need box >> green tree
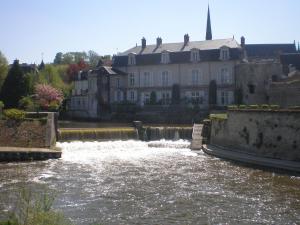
[149,91,157,105]
[0,51,8,92]
[53,52,63,64]
[171,84,181,104]
[208,80,217,106]
[0,60,27,108]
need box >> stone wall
[210,110,300,161]
[0,113,56,148]
[235,62,282,105]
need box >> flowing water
[0,140,299,225]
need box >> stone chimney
[141,37,146,49]
[156,37,162,47]
[184,34,189,45]
[241,36,245,48]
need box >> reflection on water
[0,140,300,225]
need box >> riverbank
[202,144,300,173]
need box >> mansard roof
[118,38,240,56]
[113,38,241,66]
[245,43,296,59]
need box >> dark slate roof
[92,66,127,76]
[118,38,240,55]
[245,44,296,59]
[280,53,300,70]
[113,38,241,67]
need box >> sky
[0,0,299,64]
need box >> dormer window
[161,51,170,64]
[220,47,230,60]
[128,53,136,65]
[191,49,200,62]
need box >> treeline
[0,50,111,112]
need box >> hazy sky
[0,0,299,64]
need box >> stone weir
[58,127,138,142]
[134,122,193,141]
[0,112,61,161]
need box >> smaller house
[69,63,126,119]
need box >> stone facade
[0,113,56,148]
[235,62,282,105]
[210,110,300,161]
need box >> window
[117,90,121,102]
[220,47,230,60]
[130,91,135,101]
[191,91,204,104]
[218,91,233,105]
[220,68,231,84]
[143,72,151,87]
[162,71,169,86]
[161,92,171,105]
[191,49,200,62]
[192,70,200,85]
[129,73,135,87]
[128,53,136,65]
[143,93,150,104]
[161,52,170,64]
[116,78,120,88]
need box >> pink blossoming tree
[34,84,63,110]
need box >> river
[0,140,299,224]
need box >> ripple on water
[0,140,300,225]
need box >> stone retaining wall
[210,110,300,161]
[0,113,56,148]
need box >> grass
[209,113,228,120]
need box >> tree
[0,51,8,92]
[149,91,157,105]
[67,59,88,81]
[0,60,27,108]
[53,52,63,64]
[35,84,63,110]
[171,84,181,104]
[88,50,102,68]
[208,80,217,106]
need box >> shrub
[209,113,228,120]
[3,108,25,120]
[260,104,270,109]
[0,101,4,109]
[249,105,259,109]
[269,105,280,110]
[35,84,63,111]
[228,105,238,110]
[18,96,36,111]
[238,105,247,109]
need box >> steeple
[206,5,212,40]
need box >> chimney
[141,37,146,49]
[184,34,189,45]
[156,37,162,47]
[241,36,245,48]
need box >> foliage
[171,84,181,105]
[234,87,243,105]
[18,96,36,111]
[0,51,8,92]
[209,113,228,120]
[53,52,63,64]
[208,80,217,105]
[3,108,25,120]
[0,100,4,109]
[228,104,281,110]
[0,187,73,225]
[67,59,88,81]
[35,84,63,110]
[0,60,27,108]
[149,91,157,105]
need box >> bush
[18,96,36,111]
[3,108,25,120]
[0,101,4,109]
[249,105,259,109]
[269,105,280,110]
[227,105,238,110]
[238,105,247,109]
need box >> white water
[1,140,300,225]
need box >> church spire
[206,5,212,40]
